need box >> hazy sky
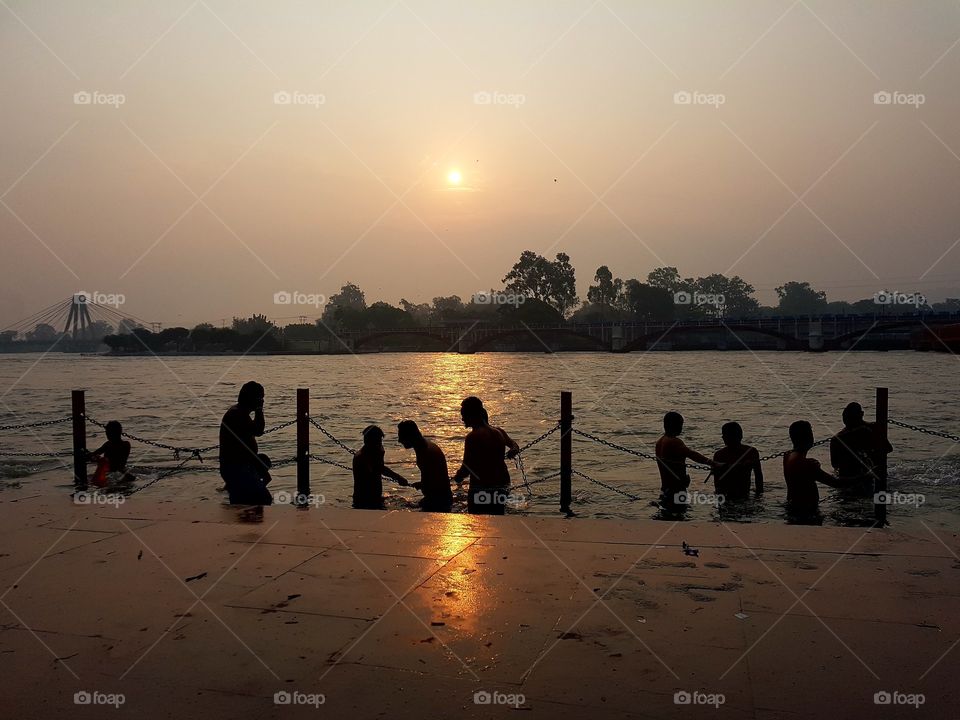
[2,0,959,328]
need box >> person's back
[712,422,762,499]
[219,404,259,467]
[830,403,891,486]
[353,441,385,510]
[102,438,131,472]
[784,420,841,515]
[463,424,509,489]
[654,412,714,505]
[415,439,452,507]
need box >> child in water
[87,420,132,486]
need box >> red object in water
[93,457,110,487]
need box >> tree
[157,327,190,350]
[775,282,828,315]
[321,282,367,329]
[27,323,58,342]
[647,267,684,292]
[622,280,674,320]
[399,299,430,325]
[232,314,276,336]
[503,250,578,317]
[586,266,624,308]
[693,274,759,318]
[86,320,114,342]
[365,301,414,329]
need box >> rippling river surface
[1,352,957,527]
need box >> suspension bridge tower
[64,294,94,340]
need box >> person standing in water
[219,381,272,505]
[830,402,892,491]
[87,420,132,486]
[712,422,763,500]
[352,425,408,510]
[453,397,516,515]
[784,420,844,517]
[397,420,452,512]
[655,411,716,508]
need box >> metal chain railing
[308,417,356,455]
[0,416,71,432]
[0,448,73,457]
[517,421,561,454]
[572,468,642,502]
[889,419,960,444]
[307,453,352,472]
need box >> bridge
[337,313,960,353]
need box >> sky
[2,0,959,329]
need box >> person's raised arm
[829,436,842,471]
[682,445,715,467]
[812,460,844,488]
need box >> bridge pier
[808,320,824,351]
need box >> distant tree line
[1,249,956,351]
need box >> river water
[1,352,957,527]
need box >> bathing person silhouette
[830,402,893,489]
[88,420,132,486]
[712,422,763,499]
[397,420,452,512]
[353,425,408,510]
[783,420,843,515]
[219,381,272,505]
[655,411,715,508]
[453,397,514,515]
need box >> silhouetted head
[460,396,485,428]
[105,420,122,442]
[721,421,743,447]
[237,381,265,410]
[842,402,865,428]
[362,425,384,450]
[397,420,423,449]
[256,453,272,469]
[663,411,684,436]
[789,420,815,452]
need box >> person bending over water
[783,420,844,516]
[830,402,892,491]
[219,381,272,505]
[88,420,132,486]
[655,412,716,508]
[353,425,408,510]
[453,397,516,515]
[397,420,452,512]
[712,422,763,500]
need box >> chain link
[0,416,72,432]
[889,419,960,444]
[517,422,561,454]
[307,417,356,455]
[571,468,642,502]
[571,428,659,461]
[86,415,217,460]
[307,453,352,471]
[0,448,73,457]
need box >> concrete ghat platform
[0,490,957,719]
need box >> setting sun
[447,169,462,185]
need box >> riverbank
[1,477,957,718]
